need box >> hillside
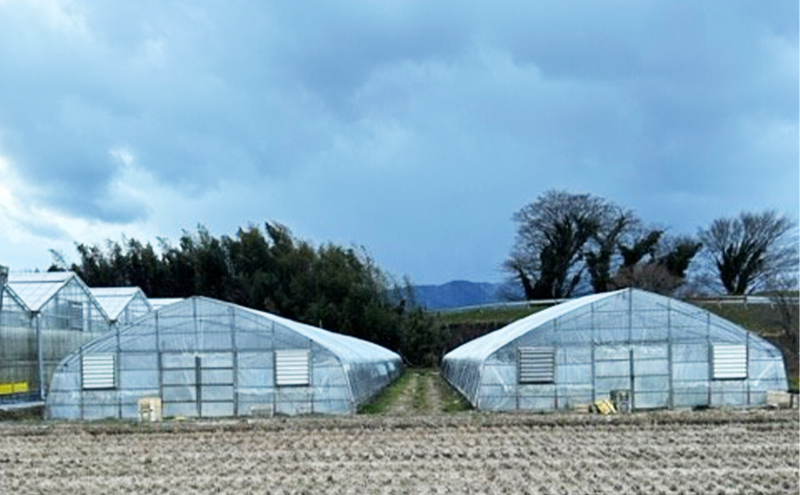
[413,280,511,310]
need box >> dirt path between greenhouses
[381,369,464,415]
[384,371,417,415]
[423,370,444,412]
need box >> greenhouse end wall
[1,276,112,402]
[47,297,403,420]
[442,289,788,412]
[0,289,36,401]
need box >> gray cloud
[0,1,796,282]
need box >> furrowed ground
[1,378,797,495]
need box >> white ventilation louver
[275,350,310,386]
[518,347,555,384]
[82,354,116,389]
[712,344,747,380]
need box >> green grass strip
[436,374,472,413]
[358,370,413,415]
[411,371,429,412]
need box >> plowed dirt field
[1,409,797,495]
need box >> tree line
[51,191,796,365]
[51,223,443,366]
[504,190,798,299]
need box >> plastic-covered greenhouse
[90,287,153,326]
[46,296,403,419]
[148,297,184,311]
[1,271,112,402]
[442,288,787,411]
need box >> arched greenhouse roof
[237,304,400,364]
[444,288,779,362]
[73,296,400,365]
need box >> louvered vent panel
[275,350,310,386]
[70,301,84,330]
[82,354,116,389]
[712,344,747,379]
[518,347,555,384]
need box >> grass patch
[434,304,550,326]
[789,375,800,394]
[0,404,44,421]
[412,372,429,411]
[698,302,785,336]
[359,371,413,415]
[435,376,472,413]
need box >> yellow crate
[593,399,617,415]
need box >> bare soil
[1,409,796,494]
[423,371,444,412]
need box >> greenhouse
[1,271,112,402]
[442,288,787,411]
[46,296,403,419]
[148,297,184,310]
[90,287,153,326]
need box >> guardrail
[689,295,799,306]
[436,299,567,313]
[436,294,799,314]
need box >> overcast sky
[0,1,797,285]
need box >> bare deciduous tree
[505,190,633,300]
[611,263,681,295]
[698,210,798,295]
[611,232,702,295]
[585,213,638,293]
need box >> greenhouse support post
[746,332,751,405]
[79,347,84,419]
[229,306,239,417]
[116,324,122,419]
[629,349,635,411]
[667,299,674,409]
[156,312,163,409]
[706,312,712,406]
[36,314,44,401]
[195,356,202,417]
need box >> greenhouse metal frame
[1,272,112,402]
[442,288,788,411]
[148,297,184,311]
[90,287,153,326]
[47,296,403,419]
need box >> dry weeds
[0,409,797,494]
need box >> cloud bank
[0,1,796,282]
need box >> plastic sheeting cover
[442,289,788,411]
[46,297,402,419]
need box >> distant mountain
[413,280,514,310]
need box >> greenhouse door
[594,346,670,410]
[160,352,235,418]
[594,346,632,405]
[631,346,670,410]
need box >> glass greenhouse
[90,287,153,326]
[1,272,112,402]
[442,288,788,411]
[46,297,403,419]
